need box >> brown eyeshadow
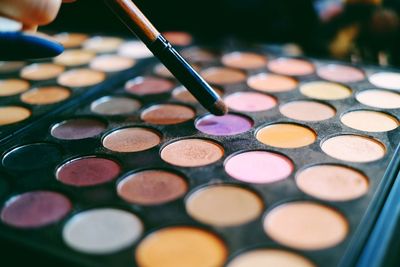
[20,86,71,105]
[141,104,195,125]
[200,67,246,85]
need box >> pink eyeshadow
[224,92,277,112]
[125,76,174,95]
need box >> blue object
[0,32,64,60]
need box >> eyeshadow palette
[0,31,399,267]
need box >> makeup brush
[104,0,227,116]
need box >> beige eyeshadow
[89,55,135,72]
[172,85,223,103]
[341,110,398,132]
[83,36,123,52]
[54,49,96,66]
[57,68,105,87]
[296,165,369,201]
[356,90,400,109]
[0,61,25,73]
[300,81,351,100]
[268,58,315,76]
[102,127,160,152]
[20,86,71,105]
[263,202,348,250]
[227,249,315,267]
[160,138,224,167]
[221,52,267,69]
[186,185,263,227]
[53,33,88,48]
[247,73,298,92]
[0,79,29,96]
[20,63,65,81]
[200,67,246,85]
[0,106,31,125]
[141,104,195,125]
[321,135,385,162]
[154,63,174,78]
[280,101,335,121]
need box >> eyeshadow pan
[225,151,293,183]
[256,123,316,148]
[63,208,143,254]
[51,118,106,140]
[227,249,315,267]
[368,72,400,90]
[56,156,120,186]
[317,64,365,83]
[341,110,398,132]
[89,55,135,72]
[57,68,106,87]
[54,49,96,66]
[117,41,153,59]
[195,114,253,136]
[53,32,88,48]
[356,89,400,109]
[181,47,216,63]
[172,85,223,103]
[163,31,193,46]
[263,202,348,250]
[200,67,246,85]
[279,100,335,121]
[20,86,71,105]
[141,104,195,125]
[0,61,25,73]
[296,165,369,201]
[161,138,223,167]
[125,76,174,95]
[267,58,315,76]
[224,92,277,112]
[0,106,31,126]
[186,185,263,227]
[83,36,123,52]
[1,191,71,228]
[90,96,141,115]
[117,170,187,205]
[247,73,298,92]
[20,63,65,81]
[221,52,267,69]
[300,81,351,100]
[135,226,227,267]
[321,134,386,162]
[102,127,160,152]
[0,79,29,96]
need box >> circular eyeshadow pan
[2,142,62,171]
[172,85,223,103]
[1,191,71,228]
[51,117,106,140]
[118,41,153,59]
[263,201,348,250]
[195,114,253,136]
[0,79,29,96]
[20,86,71,105]
[89,55,135,72]
[0,61,25,73]
[200,67,246,85]
[102,127,161,152]
[227,249,315,267]
[321,134,386,163]
[221,52,267,69]
[369,72,400,90]
[83,36,123,52]
[163,31,193,46]
[141,104,195,125]
[279,100,335,121]
[186,185,263,227]
[54,49,96,67]
[135,226,227,267]
[317,64,365,83]
[267,58,315,76]
[20,63,65,81]
[256,123,316,148]
[57,68,105,87]
[300,81,351,100]
[56,156,120,186]
[225,151,293,183]
[63,208,143,254]
[160,138,224,167]
[341,110,398,132]
[356,89,400,109]
[0,106,31,126]
[296,164,369,201]
[224,92,277,112]
[247,73,298,92]
[53,32,88,48]
[90,96,141,115]
[181,47,216,63]
[125,76,174,95]
[117,169,187,205]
